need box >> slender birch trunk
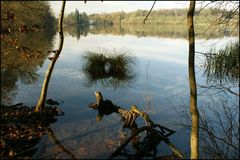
[34,1,66,112]
[187,0,199,159]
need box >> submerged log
[88,91,184,159]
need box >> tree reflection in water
[1,2,74,159]
[64,23,238,40]
[64,25,89,40]
[42,126,76,159]
[82,49,137,89]
[1,1,56,105]
[178,41,239,159]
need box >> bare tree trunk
[187,0,199,159]
[34,1,66,112]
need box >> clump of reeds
[82,48,136,88]
[204,41,239,85]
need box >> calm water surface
[2,25,238,158]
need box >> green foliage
[64,9,89,25]
[75,9,80,25]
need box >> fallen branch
[89,91,184,159]
[108,125,184,159]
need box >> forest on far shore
[86,8,238,26]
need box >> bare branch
[196,1,213,14]
[198,84,239,97]
[143,0,156,24]
[109,126,184,159]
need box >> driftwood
[89,91,184,159]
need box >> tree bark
[34,1,66,112]
[187,0,199,159]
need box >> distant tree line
[62,8,238,29]
[88,8,238,25]
[64,9,89,25]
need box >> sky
[49,1,189,16]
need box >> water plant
[82,48,137,88]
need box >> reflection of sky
[196,37,238,52]
[52,34,191,114]
[62,34,189,64]
[12,33,237,158]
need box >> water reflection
[64,24,238,40]
[44,126,76,159]
[1,29,56,105]
[2,4,238,158]
[1,2,56,105]
[177,92,239,159]
[203,42,239,85]
[90,24,188,39]
[64,25,89,40]
[82,49,137,89]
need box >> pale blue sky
[49,1,189,16]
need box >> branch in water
[89,91,183,159]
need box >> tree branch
[108,126,184,159]
[143,0,156,24]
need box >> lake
[1,24,238,158]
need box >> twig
[199,126,239,151]
[198,84,239,97]
[196,1,213,14]
[154,124,175,137]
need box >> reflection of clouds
[195,37,238,56]
[163,75,188,96]
[62,35,238,67]
[53,69,85,80]
[63,35,189,65]
[164,83,187,96]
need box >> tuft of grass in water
[82,48,137,88]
